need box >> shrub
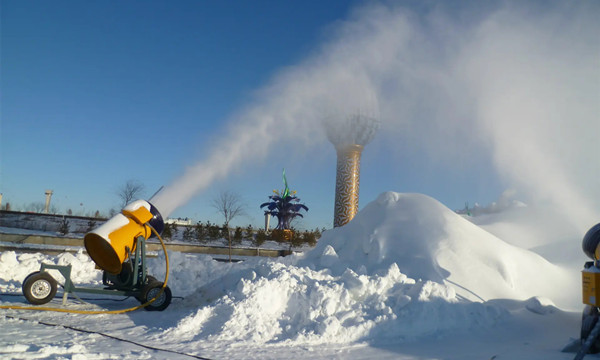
[59,218,70,236]
[244,224,254,242]
[182,226,195,242]
[207,223,220,240]
[161,223,173,240]
[233,227,243,245]
[85,220,96,233]
[195,222,207,243]
[255,228,267,248]
[303,231,318,247]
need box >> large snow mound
[303,192,575,308]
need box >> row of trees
[1,201,108,218]
[48,218,99,236]
[1,202,61,215]
[0,179,145,217]
[161,222,322,248]
[5,176,321,251]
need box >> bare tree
[211,191,246,225]
[26,202,46,213]
[117,179,146,208]
[211,191,246,262]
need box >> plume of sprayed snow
[153,1,600,231]
[323,109,380,148]
[457,7,600,230]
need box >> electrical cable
[3,314,212,360]
[0,293,184,301]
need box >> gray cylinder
[583,223,600,260]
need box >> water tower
[325,110,379,227]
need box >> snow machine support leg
[21,235,171,310]
[23,236,149,306]
[40,263,73,305]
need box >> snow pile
[0,248,508,346]
[145,252,241,297]
[158,260,507,346]
[303,192,575,308]
[147,192,576,345]
[0,250,100,292]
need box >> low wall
[0,232,292,258]
[0,210,105,234]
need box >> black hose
[3,314,211,360]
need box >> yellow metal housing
[84,200,153,275]
[582,269,600,306]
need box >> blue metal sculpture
[260,169,308,230]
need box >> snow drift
[156,258,508,347]
[146,192,573,346]
[304,192,575,308]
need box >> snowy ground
[0,192,597,359]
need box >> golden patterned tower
[333,144,364,227]
[325,110,379,227]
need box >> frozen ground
[0,192,597,359]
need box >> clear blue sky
[3,1,595,230]
[1,0,365,227]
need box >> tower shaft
[44,190,53,214]
[333,144,363,227]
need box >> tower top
[324,110,380,148]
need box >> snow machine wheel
[22,271,41,286]
[22,272,58,305]
[582,223,600,260]
[135,276,157,301]
[140,281,172,311]
[581,305,600,353]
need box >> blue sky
[1,0,361,226]
[2,1,598,230]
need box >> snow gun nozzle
[83,200,164,275]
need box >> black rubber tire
[581,305,600,353]
[135,276,158,301]
[583,223,600,259]
[140,281,172,311]
[22,272,58,305]
[22,271,41,286]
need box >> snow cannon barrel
[581,223,600,307]
[84,200,164,275]
[582,223,600,260]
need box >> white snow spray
[152,1,600,231]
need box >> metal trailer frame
[34,236,148,305]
